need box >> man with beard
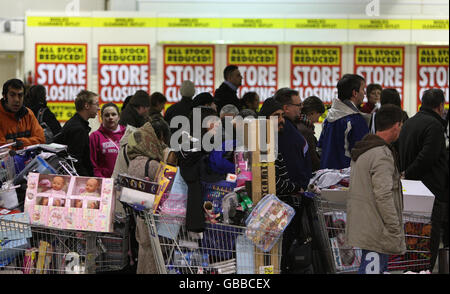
[259,97,307,274]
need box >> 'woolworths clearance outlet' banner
[290,45,341,104]
[98,44,150,105]
[227,45,278,101]
[416,46,449,111]
[163,45,215,103]
[35,43,87,122]
[354,46,405,106]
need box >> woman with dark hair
[296,95,325,171]
[148,91,167,121]
[360,83,382,114]
[24,84,62,138]
[89,103,126,178]
[241,91,260,113]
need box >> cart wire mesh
[316,197,432,274]
[0,214,128,274]
[138,193,283,274]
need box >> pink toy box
[24,173,115,233]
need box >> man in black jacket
[56,90,99,176]
[398,88,449,272]
[164,80,195,134]
[213,65,242,114]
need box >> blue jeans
[358,250,389,274]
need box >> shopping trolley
[315,196,432,274]
[138,193,283,275]
[0,212,128,274]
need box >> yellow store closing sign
[98,44,150,104]
[35,43,88,122]
[354,46,405,105]
[291,46,342,106]
[163,45,215,103]
[228,45,278,99]
[417,46,449,111]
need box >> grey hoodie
[326,98,371,125]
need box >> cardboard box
[24,173,115,233]
[321,180,435,215]
[401,180,434,215]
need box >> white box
[401,180,435,215]
[320,188,349,204]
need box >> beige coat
[345,134,406,255]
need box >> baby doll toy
[48,176,66,196]
[81,179,100,197]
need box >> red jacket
[89,124,126,178]
[0,99,45,149]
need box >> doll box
[24,173,115,233]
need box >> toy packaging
[24,173,115,233]
[244,194,295,252]
[117,174,159,209]
[324,211,362,271]
[202,179,237,215]
[153,163,177,213]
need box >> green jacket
[345,134,406,255]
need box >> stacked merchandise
[388,221,432,272]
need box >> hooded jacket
[89,124,126,178]
[345,134,406,255]
[317,98,370,170]
[0,99,45,149]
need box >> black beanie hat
[259,97,283,118]
[192,92,214,108]
[130,90,151,107]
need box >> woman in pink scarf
[89,103,126,178]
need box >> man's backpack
[37,107,55,144]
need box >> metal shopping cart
[0,211,129,274]
[141,211,282,274]
[315,196,432,274]
[133,193,283,275]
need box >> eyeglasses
[288,103,303,108]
